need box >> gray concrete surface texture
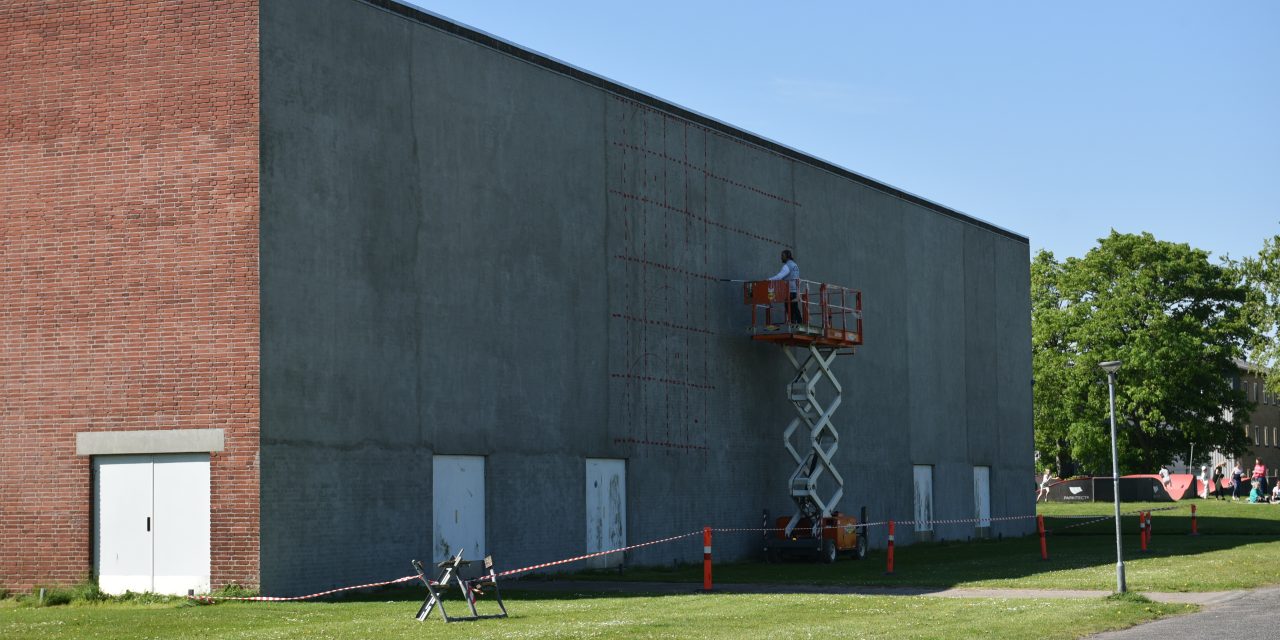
[258,0,1034,594]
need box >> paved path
[1086,585,1280,639]
[510,579,1240,606]
[513,580,1280,636]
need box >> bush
[209,583,258,598]
[16,580,260,607]
[1105,592,1152,604]
[27,580,106,607]
[113,590,184,605]
[187,583,259,607]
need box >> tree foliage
[1232,234,1280,394]
[1032,231,1251,475]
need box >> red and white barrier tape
[1045,505,1185,533]
[870,512,1039,527]
[1049,515,1115,532]
[191,574,421,603]
[496,530,702,578]
[713,513,1038,533]
[192,530,700,602]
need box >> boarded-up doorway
[432,455,485,563]
[913,464,934,536]
[585,458,626,568]
[973,466,991,530]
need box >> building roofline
[1235,359,1268,375]
[356,0,1030,245]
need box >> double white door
[94,454,210,595]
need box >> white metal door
[913,465,934,532]
[95,453,210,595]
[95,455,154,594]
[152,454,210,594]
[432,455,485,563]
[973,466,991,528]
[585,459,626,568]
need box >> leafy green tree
[1032,231,1251,475]
[1232,235,1280,394]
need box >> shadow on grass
[1044,509,1280,537]
[240,509,1280,604]
[540,513,1280,591]
[317,534,1272,603]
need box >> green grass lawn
[565,499,1280,592]
[1040,498,1280,536]
[6,499,1274,639]
[0,590,1191,640]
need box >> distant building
[1176,361,1279,490]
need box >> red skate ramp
[1122,474,1197,501]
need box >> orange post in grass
[702,527,712,591]
[885,520,896,575]
[1037,514,1048,560]
[1139,512,1148,552]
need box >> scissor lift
[744,279,868,562]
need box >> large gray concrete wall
[260,0,1033,594]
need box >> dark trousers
[789,292,803,324]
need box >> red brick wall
[0,1,260,591]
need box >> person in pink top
[1253,458,1268,497]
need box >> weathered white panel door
[913,465,934,532]
[95,454,210,595]
[433,455,485,563]
[95,455,154,594]
[585,459,626,568]
[973,466,991,528]
[152,454,211,594]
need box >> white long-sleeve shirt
[768,260,800,293]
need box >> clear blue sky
[401,0,1278,262]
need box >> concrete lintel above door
[77,428,225,456]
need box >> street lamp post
[1099,360,1125,593]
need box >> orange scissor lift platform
[743,280,862,349]
[743,279,868,562]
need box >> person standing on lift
[768,249,803,325]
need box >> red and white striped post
[885,520,896,575]
[1190,504,1199,536]
[1037,514,1048,560]
[702,527,712,591]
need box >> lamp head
[1099,360,1122,374]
